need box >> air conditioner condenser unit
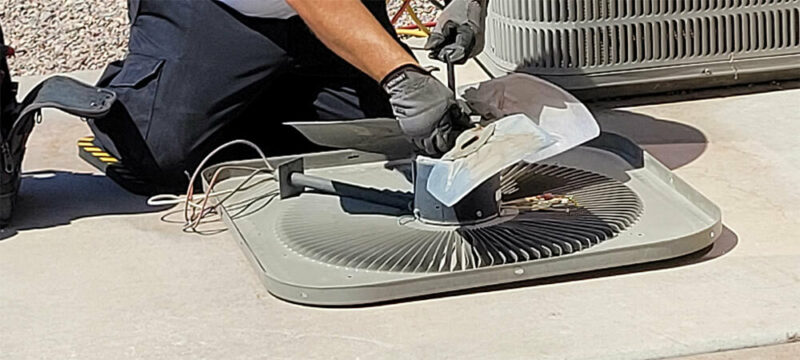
[479,0,800,97]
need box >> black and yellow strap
[77,135,156,195]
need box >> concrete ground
[681,343,800,360]
[2,43,800,359]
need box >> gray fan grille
[275,164,642,273]
[486,0,800,73]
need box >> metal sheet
[286,118,413,156]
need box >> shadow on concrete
[592,109,709,170]
[586,79,800,108]
[0,171,163,240]
[325,226,738,309]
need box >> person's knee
[89,106,192,188]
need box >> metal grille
[486,0,800,74]
[276,164,642,273]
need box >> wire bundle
[147,140,275,233]
[389,0,438,37]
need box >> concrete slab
[1,44,800,359]
[676,342,800,359]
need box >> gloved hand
[381,64,470,157]
[424,0,488,64]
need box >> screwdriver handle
[446,61,456,94]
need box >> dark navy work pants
[90,0,400,191]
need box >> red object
[4,45,14,57]
[396,22,437,30]
[390,0,413,24]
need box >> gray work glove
[381,64,470,157]
[424,0,488,64]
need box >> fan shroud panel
[204,134,721,306]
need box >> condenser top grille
[486,0,800,73]
[275,163,642,273]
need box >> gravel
[387,0,441,26]
[0,0,438,77]
[0,0,129,77]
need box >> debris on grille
[503,193,581,212]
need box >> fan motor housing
[412,161,501,225]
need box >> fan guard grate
[276,163,642,273]
[486,0,800,73]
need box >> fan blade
[423,114,556,206]
[286,118,414,156]
[461,73,600,162]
